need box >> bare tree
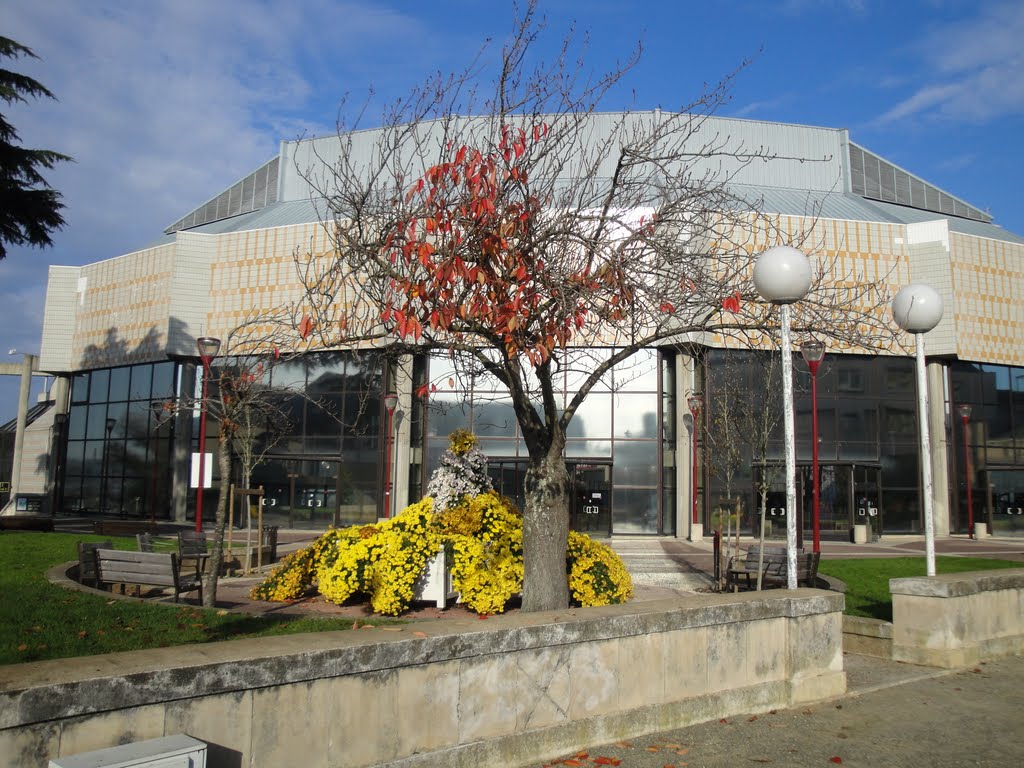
[291,1,897,611]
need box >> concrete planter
[852,524,869,544]
[974,522,988,539]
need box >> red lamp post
[957,403,974,539]
[687,394,704,527]
[800,338,825,554]
[195,337,221,532]
[383,393,399,519]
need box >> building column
[677,351,701,541]
[927,360,950,537]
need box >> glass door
[989,469,1024,534]
[570,463,612,537]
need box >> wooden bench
[93,520,159,537]
[94,548,202,603]
[726,547,820,591]
[76,540,112,587]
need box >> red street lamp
[382,393,399,519]
[800,338,825,554]
[687,393,704,529]
[957,403,974,539]
[195,336,221,533]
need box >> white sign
[190,452,213,489]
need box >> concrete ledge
[842,615,893,658]
[1,590,845,768]
[891,568,1024,669]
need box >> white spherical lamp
[892,284,944,333]
[753,245,813,305]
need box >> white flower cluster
[427,443,493,511]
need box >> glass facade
[64,361,179,517]
[425,347,674,535]
[702,349,922,537]
[949,362,1024,535]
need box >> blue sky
[2,0,1022,419]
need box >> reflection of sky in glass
[613,393,658,438]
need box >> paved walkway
[526,652,1024,767]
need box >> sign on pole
[190,453,213,488]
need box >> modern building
[8,113,1023,541]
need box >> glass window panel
[67,405,88,440]
[66,441,85,475]
[613,392,658,438]
[884,361,915,394]
[108,367,130,402]
[838,442,878,461]
[427,395,471,437]
[615,348,658,391]
[564,348,612,392]
[306,435,341,454]
[473,398,518,437]
[567,392,611,438]
[271,359,306,391]
[613,441,658,486]
[90,369,110,402]
[71,374,89,403]
[151,362,176,399]
[129,364,153,401]
[86,405,110,439]
[307,396,343,436]
[566,439,612,458]
[985,401,1011,443]
[83,440,103,476]
[837,401,876,442]
[880,488,920,533]
[612,487,658,534]
[105,401,128,439]
[307,353,346,395]
[428,354,460,390]
[475,438,520,458]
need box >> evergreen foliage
[0,36,72,259]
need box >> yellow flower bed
[250,491,632,614]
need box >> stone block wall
[0,590,845,768]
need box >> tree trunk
[521,444,570,612]
[201,434,232,608]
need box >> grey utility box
[48,734,206,768]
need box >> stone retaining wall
[890,568,1024,668]
[0,590,844,768]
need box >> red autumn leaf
[830,758,843,764]
[298,314,314,340]
[659,301,675,313]
[561,761,584,767]
[594,758,621,766]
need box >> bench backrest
[95,549,180,589]
[178,530,208,557]
[77,540,113,584]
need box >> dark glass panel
[68,405,88,440]
[271,359,306,391]
[105,401,128,439]
[83,440,103,476]
[880,488,920,533]
[885,362,915,394]
[86,405,110,440]
[151,362,176,399]
[108,367,130,402]
[65,440,85,475]
[473,398,517,437]
[882,446,919,487]
[71,374,89,403]
[129,364,153,401]
[90,369,110,402]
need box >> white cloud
[874,2,1024,125]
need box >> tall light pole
[892,284,943,576]
[687,393,704,541]
[957,403,974,540]
[754,245,813,589]
[801,338,825,554]
[101,417,115,514]
[195,336,221,533]
[382,393,399,519]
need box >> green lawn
[818,556,1022,621]
[1,532,399,665]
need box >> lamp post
[957,403,974,540]
[383,393,399,519]
[800,339,825,554]
[892,284,943,576]
[195,336,221,533]
[687,393,704,540]
[101,417,115,514]
[754,245,813,589]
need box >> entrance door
[570,463,612,537]
[989,469,1024,534]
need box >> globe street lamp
[687,393,704,541]
[800,338,825,554]
[892,284,943,576]
[754,245,813,589]
[195,336,221,533]
[382,393,400,519]
[957,403,974,540]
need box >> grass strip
[818,555,1021,621]
[1,532,401,665]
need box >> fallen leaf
[561,761,584,767]
[17,644,28,652]
[478,614,490,620]
[646,746,660,752]
[594,758,621,766]
[719,718,729,724]
[413,631,427,638]
[972,668,982,673]
[77,631,88,639]
[352,621,360,630]
[614,741,633,748]
[216,609,229,616]
[748,715,759,722]
[802,709,814,715]
[751,760,772,764]
[830,757,843,764]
